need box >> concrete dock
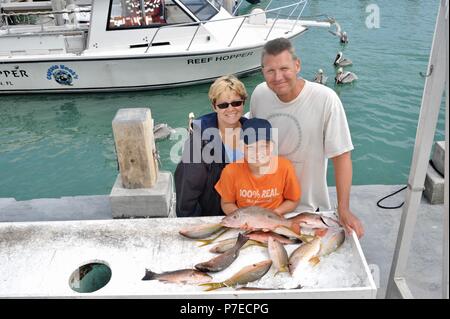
[0,184,445,298]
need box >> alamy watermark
[365,4,380,29]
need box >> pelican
[153,123,175,141]
[328,21,348,43]
[334,51,352,67]
[313,69,328,85]
[335,67,358,84]
[188,112,195,134]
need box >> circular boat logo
[47,65,79,86]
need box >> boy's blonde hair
[208,75,248,105]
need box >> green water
[0,0,446,200]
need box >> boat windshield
[177,0,220,21]
[108,0,169,29]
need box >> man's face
[244,140,273,167]
[262,50,301,100]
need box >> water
[0,0,446,200]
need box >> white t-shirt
[250,80,354,212]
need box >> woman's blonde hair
[208,75,248,105]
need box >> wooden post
[112,108,158,189]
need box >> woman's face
[213,89,244,128]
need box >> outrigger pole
[386,0,448,299]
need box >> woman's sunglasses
[215,100,244,110]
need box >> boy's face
[244,140,273,167]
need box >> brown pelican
[153,123,175,141]
[334,51,352,67]
[335,67,358,84]
[188,112,195,134]
[313,69,328,85]
[328,21,348,43]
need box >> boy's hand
[338,208,364,238]
[272,208,284,217]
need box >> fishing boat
[0,0,334,94]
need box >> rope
[376,186,407,209]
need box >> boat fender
[248,8,266,25]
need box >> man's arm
[331,151,364,238]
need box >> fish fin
[315,228,328,237]
[299,234,315,243]
[290,222,301,235]
[199,282,226,291]
[254,241,268,248]
[142,269,158,281]
[309,256,320,266]
[196,239,212,247]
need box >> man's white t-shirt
[250,80,354,212]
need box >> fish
[245,230,300,245]
[288,212,330,229]
[200,260,273,291]
[300,226,329,238]
[196,228,231,246]
[221,206,305,233]
[288,237,321,275]
[209,237,266,254]
[195,233,249,273]
[318,227,345,256]
[178,223,225,239]
[142,268,212,284]
[268,237,289,273]
[272,226,314,242]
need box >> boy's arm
[221,199,239,215]
[273,199,299,217]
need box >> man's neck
[277,78,305,103]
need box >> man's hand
[338,207,364,238]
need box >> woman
[175,75,248,217]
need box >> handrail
[145,1,307,52]
[0,8,91,33]
[228,16,246,47]
[290,0,308,33]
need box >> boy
[215,118,301,216]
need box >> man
[250,37,364,237]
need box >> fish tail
[199,282,226,291]
[196,228,230,247]
[235,233,249,250]
[142,269,158,281]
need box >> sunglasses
[215,100,244,110]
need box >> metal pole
[228,17,245,47]
[386,0,448,299]
[187,23,202,51]
[443,0,449,299]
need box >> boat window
[108,0,168,29]
[177,0,219,21]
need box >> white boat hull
[0,47,266,93]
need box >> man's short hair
[261,38,298,66]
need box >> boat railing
[0,7,91,34]
[145,0,308,53]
